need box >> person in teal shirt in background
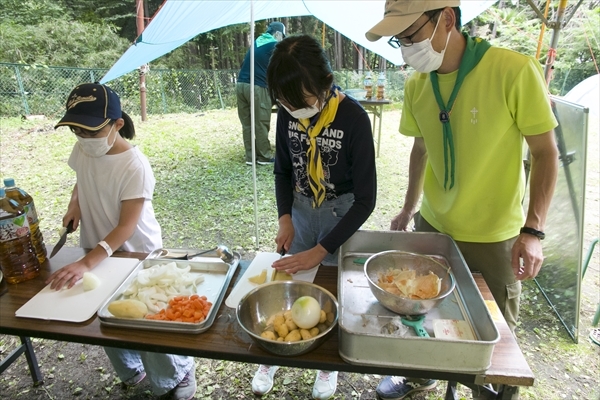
[236,21,285,165]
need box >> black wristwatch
[520,226,545,240]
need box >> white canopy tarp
[564,74,599,116]
[100,0,497,83]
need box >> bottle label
[16,189,39,224]
[24,203,39,225]
[0,214,31,243]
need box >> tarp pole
[544,0,569,84]
[535,0,552,60]
[250,0,260,249]
[136,0,148,121]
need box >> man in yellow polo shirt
[366,1,558,399]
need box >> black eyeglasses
[388,12,439,49]
[70,126,99,137]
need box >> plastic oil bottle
[364,72,373,100]
[376,72,386,100]
[3,178,47,264]
[0,188,41,284]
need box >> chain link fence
[1,62,585,118]
[0,63,409,118]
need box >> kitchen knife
[49,220,74,259]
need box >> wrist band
[98,240,113,257]
[520,226,545,240]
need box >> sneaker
[376,376,437,400]
[245,161,253,166]
[122,370,146,387]
[251,365,279,395]
[172,364,197,400]
[257,158,275,165]
[312,370,338,400]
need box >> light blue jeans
[289,192,355,266]
[104,347,194,395]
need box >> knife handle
[66,220,75,233]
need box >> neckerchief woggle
[430,33,491,190]
[297,86,340,208]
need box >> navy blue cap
[55,83,122,131]
[267,21,286,37]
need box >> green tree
[0,20,129,67]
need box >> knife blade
[49,220,74,259]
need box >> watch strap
[520,226,545,240]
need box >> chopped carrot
[145,294,212,323]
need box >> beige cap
[366,0,461,42]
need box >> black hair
[426,7,462,30]
[119,112,135,139]
[89,112,134,139]
[266,35,334,110]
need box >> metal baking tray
[98,255,239,333]
[338,230,500,373]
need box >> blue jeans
[104,347,194,395]
[289,192,354,266]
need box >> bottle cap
[0,188,5,197]
[4,178,15,187]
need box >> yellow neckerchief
[298,89,340,207]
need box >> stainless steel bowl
[236,281,338,356]
[364,250,455,315]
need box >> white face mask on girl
[400,14,452,73]
[77,125,117,157]
[281,98,321,119]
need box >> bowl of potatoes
[236,281,338,356]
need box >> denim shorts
[289,191,355,266]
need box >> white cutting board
[16,257,139,322]
[225,252,319,308]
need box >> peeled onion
[82,272,101,291]
[291,296,321,329]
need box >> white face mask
[281,98,321,119]
[401,15,452,73]
[77,125,117,157]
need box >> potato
[319,309,327,324]
[283,310,292,320]
[326,312,335,324]
[248,269,267,284]
[277,337,284,342]
[261,331,276,340]
[275,322,289,338]
[300,329,312,340]
[309,327,320,337]
[266,312,283,327]
[284,329,301,342]
[273,314,285,327]
[285,319,298,331]
[108,299,148,319]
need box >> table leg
[376,104,383,157]
[445,381,458,399]
[0,336,44,385]
[368,107,378,157]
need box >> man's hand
[390,208,415,231]
[511,234,544,280]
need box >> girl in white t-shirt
[49,83,196,400]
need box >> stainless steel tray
[98,255,239,333]
[338,231,500,373]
